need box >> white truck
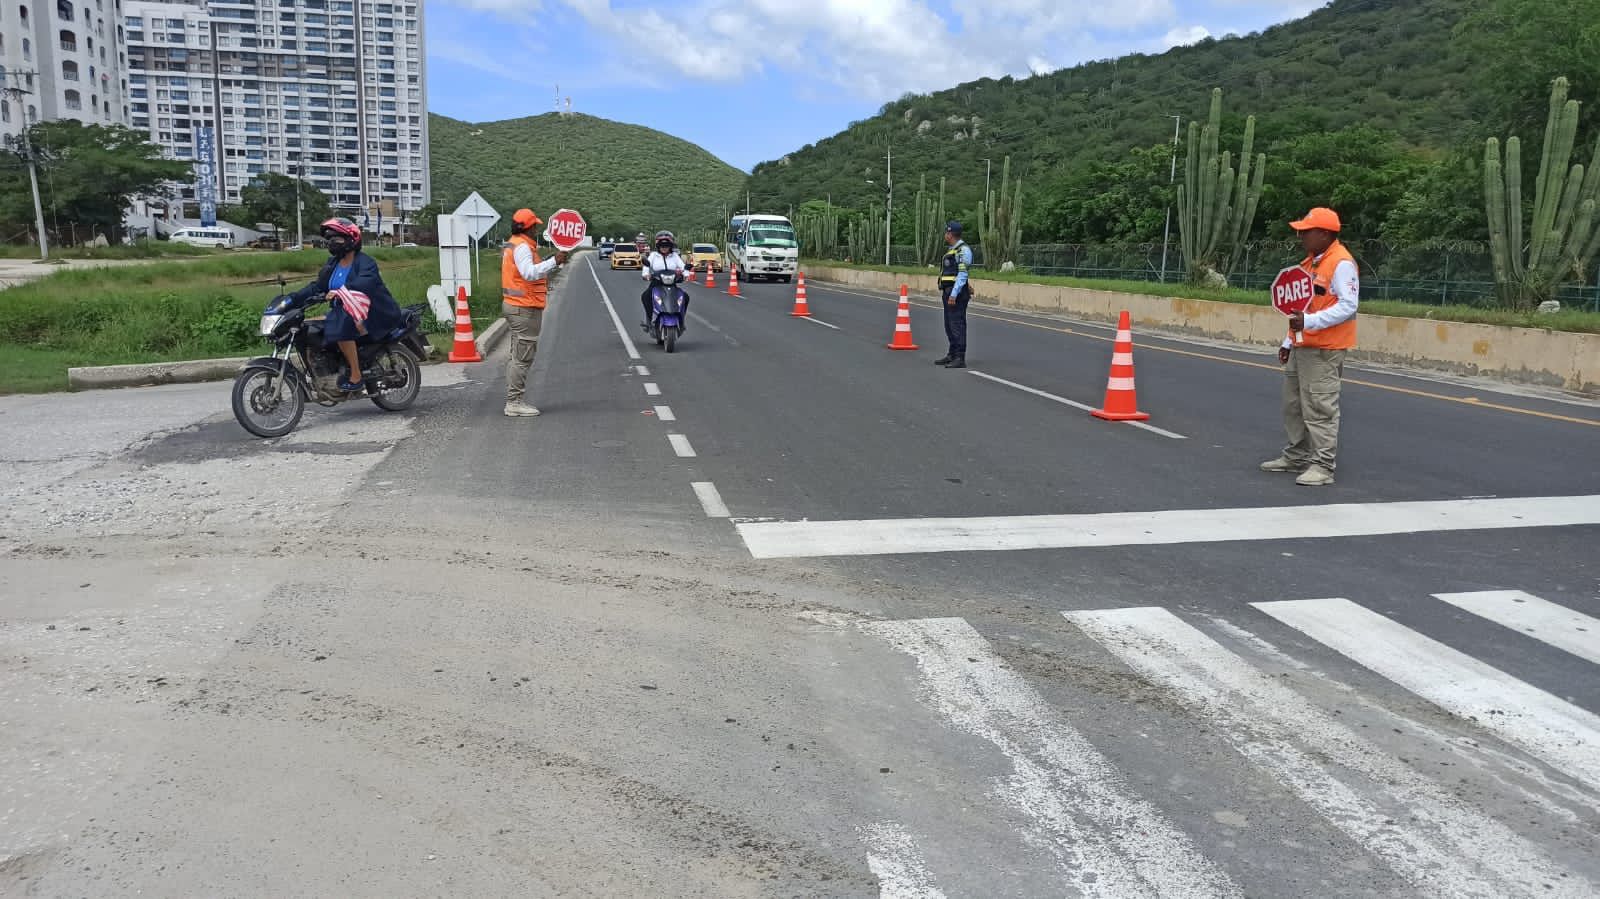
[726,214,798,283]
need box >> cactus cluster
[1176,88,1265,284]
[976,156,1023,269]
[797,204,841,259]
[845,204,884,263]
[1484,77,1600,308]
[912,174,947,267]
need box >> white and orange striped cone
[726,264,741,297]
[790,271,812,317]
[704,261,716,289]
[886,284,918,350]
[447,286,482,363]
[1091,310,1149,421]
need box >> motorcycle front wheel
[369,347,421,411]
[664,328,678,353]
[232,365,305,438]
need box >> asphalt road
[3,253,1598,897]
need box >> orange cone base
[448,342,482,363]
[886,342,919,350]
[1090,407,1149,422]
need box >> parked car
[687,243,722,272]
[599,240,616,259]
[610,244,642,270]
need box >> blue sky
[426,0,1325,172]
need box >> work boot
[944,356,966,369]
[504,400,541,417]
[1295,465,1335,487]
[933,355,953,366]
[1259,456,1304,473]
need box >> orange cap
[513,208,542,228]
[1289,207,1341,232]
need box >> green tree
[240,172,330,239]
[1256,126,1430,241]
[1033,145,1174,244]
[0,121,190,243]
[1456,0,1600,136]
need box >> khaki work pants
[1282,347,1346,471]
[503,303,544,403]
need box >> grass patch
[808,259,1600,335]
[0,247,514,394]
[0,241,231,260]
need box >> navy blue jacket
[291,251,405,345]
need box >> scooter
[645,269,689,353]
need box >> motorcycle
[231,289,431,438]
[644,269,689,353]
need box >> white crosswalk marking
[1434,590,1600,666]
[860,822,947,899]
[865,617,1242,899]
[1066,606,1591,898]
[1255,598,1600,791]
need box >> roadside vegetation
[0,248,508,394]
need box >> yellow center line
[809,282,1600,428]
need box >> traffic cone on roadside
[1091,310,1149,421]
[726,265,741,297]
[790,272,812,317]
[704,262,716,289]
[886,285,918,350]
[447,286,482,363]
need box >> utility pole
[2,73,49,259]
[982,157,992,200]
[293,165,304,250]
[1159,114,1182,283]
[884,145,893,267]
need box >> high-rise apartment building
[0,0,130,143]
[122,0,428,219]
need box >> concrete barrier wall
[806,266,1600,395]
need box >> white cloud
[1162,25,1212,48]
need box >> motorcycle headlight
[259,313,284,336]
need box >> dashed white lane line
[644,382,662,396]
[800,316,842,330]
[668,434,696,457]
[859,822,948,899]
[691,482,731,518]
[970,370,1186,440]
[654,405,676,422]
[588,257,641,361]
[635,365,651,376]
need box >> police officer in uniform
[935,221,974,368]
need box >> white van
[727,214,798,282]
[169,227,234,249]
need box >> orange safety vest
[501,233,549,309]
[1294,240,1358,350]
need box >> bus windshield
[748,223,796,248]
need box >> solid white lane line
[635,365,651,376]
[691,482,731,518]
[644,382,662,396]
[735,494,1600,559]
[864,617,1241,898]
[668,434,696,458]
[859,822,948,899]
[1066,607,1589,898]
[970,371,1186,440]
[1434,590,1600,666]
[654,404,676,422]
[587,258,641,361]
[1255,598,1600,791]
[801,316,842,330]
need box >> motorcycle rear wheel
[232,366,305,438]
[369,347,422,411]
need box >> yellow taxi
[687,243,723,273]
[610,244,642,270]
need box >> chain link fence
[872,240,1600,312]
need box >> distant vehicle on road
[170,227,235,249]
[610,244,641,270]
[688,243,722,272]
[395,242,419,248]
[727,214,797,283]
[599,240,616,259]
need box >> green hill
[429,113,744,239]
[746,0,1483,240]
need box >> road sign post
[451,192,501,293]
[1271,265,1315,346]
[544,208,588,252]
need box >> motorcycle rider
[288,217,404,392]
[641,230,691,329]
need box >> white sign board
[451,191,501,241]
[436,213,474,299]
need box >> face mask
[325,236,352,256]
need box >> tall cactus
[977,156,1024,269]
[1485,77,1600,308]
[797,203,840,259]
[845,204,883,263]
[1177,88,1266,284]
[912,174,947,266]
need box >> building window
[19,3,28,24]
[62,60,80,81]
[64,89,81,109]
[56,0,71,20]
[0,100,9,123]
[21,36,31,61]
[60,28,77,51]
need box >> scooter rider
[641,230,691,329]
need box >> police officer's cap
[945,221,963,235]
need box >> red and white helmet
[320,217,362,248]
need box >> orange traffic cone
[726,265,741,297]
[704,262,716,289]
[790,272,812,317]
[886,284,919,350]
[447,286,482,363]
[1091,310,1149,421]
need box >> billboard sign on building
[195,127,218,227]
